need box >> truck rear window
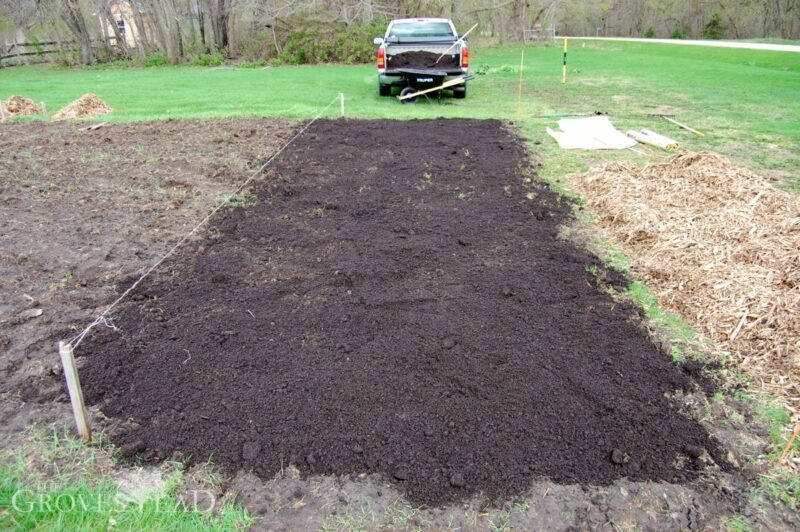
[389,22,454,39]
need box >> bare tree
[60,0,94,64]
[199,0,231,50]
[2,0,798,66]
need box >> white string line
[68,96,340,348]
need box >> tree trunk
[61,0,94,64]
[151,0,183,63]
[131,3,151,58]
[216,0,230,49]
[197,1,206,49]
[176,15,184,57]
[163,0,182,63]
[514,0,527,41]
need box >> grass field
[0,431,253,531]
[3,41,799,190]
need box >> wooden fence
[0,40,115,63]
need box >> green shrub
[182,40,226,67]
[54,47,81,67]
[644,27,655,38]
[188,52,224,67]
[239,31,276,62]
[95,58,136,69]
[30,36,45,59]
[239,58,267,68]
[277,19,386,65]
[671,27,685,39]
[702,13,726,40]
[144,52,169,67]
[181,38,205,58]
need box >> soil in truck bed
[386,50,460,70]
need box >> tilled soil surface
[0,118,296,438]
[80,119,729,506]
[386,50,460,70]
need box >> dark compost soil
[0,118,295,438]
[386,50,460,70]
[80,119,729,506]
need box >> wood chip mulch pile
[572,152,800,418]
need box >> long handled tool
[435,23,478,64]
[535,111,606,119]
[397,75,476,103]
[662,115,705,137]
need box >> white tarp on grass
[546,116,637,150]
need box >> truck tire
[378,83,392,97]
[453,84,467,99]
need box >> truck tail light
[377,47,385,69]
[461,45,469,69]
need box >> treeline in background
[1,1,798,66]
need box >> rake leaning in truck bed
[374,18,470,100]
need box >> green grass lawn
[2,41,799,189]
[745,38,800,45]
[0,431,253,531]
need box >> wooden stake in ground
[58,341,92,441]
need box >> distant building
[100,0,152,48]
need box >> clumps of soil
[1,95,42,121]
[571,152,800,415]
[0,117,297,442]
[52,93,113,121]
[387,50,460,70]
[81,119,729,506]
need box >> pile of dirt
[52,93,113,121]
[571,152,800,415]
[80,119,729,506]
[387,50,460,70]
[1,95,42,121]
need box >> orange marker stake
[780,424,800,462]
